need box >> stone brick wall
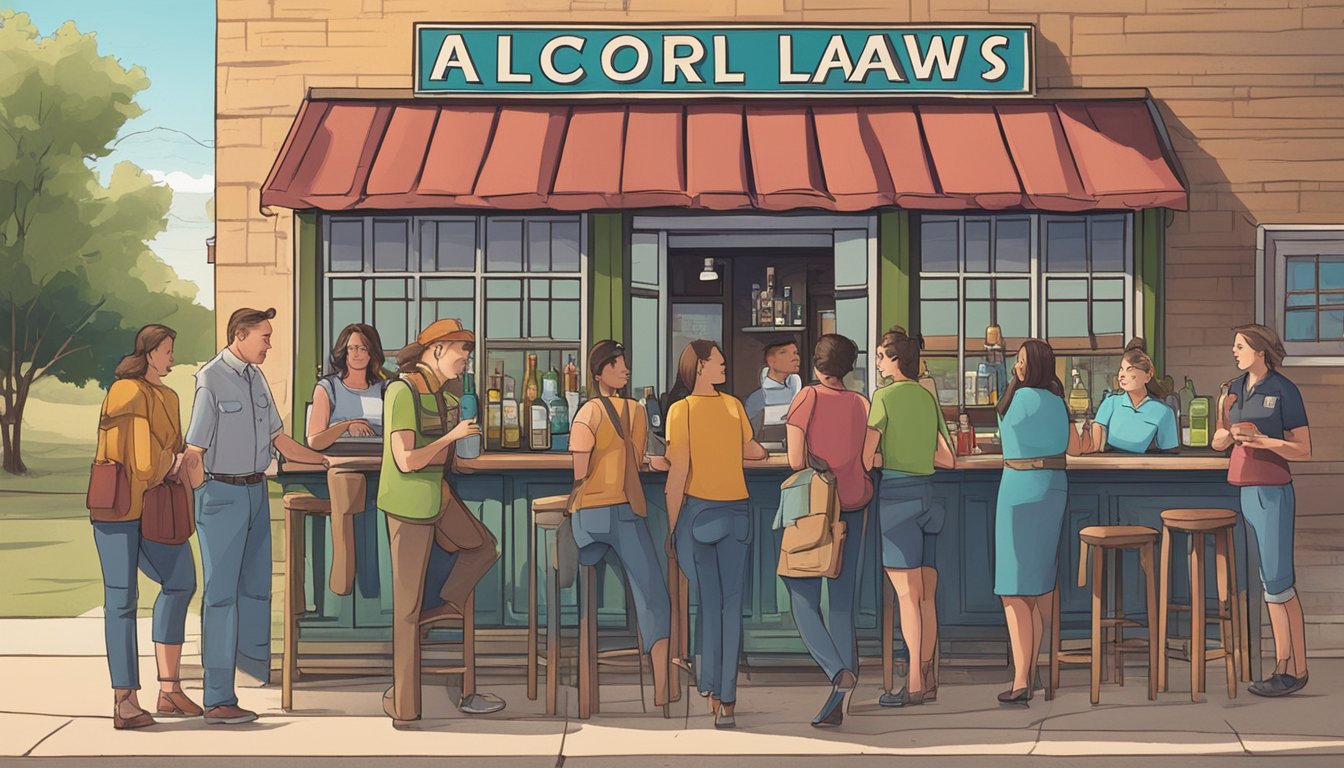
[217,0,1344,648]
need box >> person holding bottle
[90,324,200,729]
[664,340,768,729]
[567,340,673,711]
[994,339,1085,706]
[1080,338,1178,454]
[865,326,955,708]
[1212,324,1312,697]
[779,334,874,728]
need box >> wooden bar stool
[419,593,477,702]
[1158,508,1243,702]
[527,495,567,716]
[578,563,653,719]
[281,492,331,712]
[1054,525,1159,706]
[882,577,940,698]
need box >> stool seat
[1079,525,1159,547]
[1160,508,1237,532]
[283,493,332,514]
[533,495,570,513]
[534,509,565,529]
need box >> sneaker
[1249,672,1309,698]
[203,705,258,725]
[458,692,506,715]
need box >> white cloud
[146,169,215,194]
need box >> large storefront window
[322,214,585,392]
[918,212,1133,409]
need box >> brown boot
[113,692,155,731]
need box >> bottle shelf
[741,325,807,333]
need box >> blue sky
[3,1,217,306]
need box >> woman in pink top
[781,334,876,728]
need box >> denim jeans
[781,509,866,682]
[572,503,671,652]
[194,479,272,708]
[91,520,197,690]
[674,497,750,704]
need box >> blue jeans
[194,479,272,708]
[782,509,866,683]
[91,521,196,690]
[1241,484,1297,601]
[572,504,671,652]
[674,497,750,704]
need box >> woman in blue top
[995,339,1084,706]
[1084,338,1178,454]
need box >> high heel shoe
[997,688,1030,706]
[811,688,846,728]
[714,704,737,729]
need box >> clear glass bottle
[485,382,502,451]
[522,353,546,451]
[759,267,776,326]
[544,374,569,451]
[1067,367,1092,417]
[779,285,793,327]
[501,390,522,450]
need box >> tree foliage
[0,12,212,474]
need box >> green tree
[0,12,212,474]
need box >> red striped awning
[261,98,1187,213]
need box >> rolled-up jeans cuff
[1264,585,1296,604]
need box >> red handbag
[142,478,194,545]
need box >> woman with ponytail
[1082,338,1179,454]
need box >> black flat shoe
[998,688,1030,706]
[879,687,924,708]
[811,688,846,728]
[1249,671,1308,698]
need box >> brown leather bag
[88,397,131,522]
[139,382,194,545]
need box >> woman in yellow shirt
[664,340,768,729]
[91,325,200,729]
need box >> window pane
[332,300,363,341]
[373,219,409,272]
[997,278,1030,300]
[421,300,473,332]
[1047,301,1089,339]
[527,220,551,272]
[374,277,409,299]
[1046,219,1087,272]
[529,299,550,337]
[965,301,990,342]
[1321,309,1344,340]
[671,304,724,359]
[529,279,550,300]
[998,301,1030,340]
[551,300,581,341]
[996,218,1030,273]
[329,219,363,272]
[552,279,581,300]
[1091,216,1126,272]
[1321,256,1344,291]
[846,352,868,394]
[486,279,522,299]
[486,279,522,338]
[924,357,959,405]
[966,279,991,300]
[835,297,868,348]
[834,229,868,287]
[1092,301,1124,336]
[921,278,958,300]
[1093,278,1125,301]
[632,296,659,392]
[1285,309,1317,342]
[422,278,473,300]
[552,220,581,272]
[920,218,959,272]
[1286,257,1315,291]
[331,278,363,299]
[1322,292,1344,306]
[632,232,660,286]
[432,220,476,272]
[487,219,523,271]
[1286,293,1317,308]
[1048,279,1088,300]
[372,279,411,349]
[965,219,990,272]
[920,300,959,337]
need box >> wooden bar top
[279,450,1228,476]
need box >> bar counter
[276,448,1256,670]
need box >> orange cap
[415,318,474,346]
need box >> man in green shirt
[378,318,504,726]
[863,327,955,710]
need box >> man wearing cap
[184,307,330,725]
[378,318,505,727]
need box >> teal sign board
[413,24,1034,98]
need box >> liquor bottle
[642,386,664,435]
[501,390,522,450]
[758,267,776,326]
[485,381,503,451]
[563,354,580,394]
[750,283,761,326]
[775,284,790,327]
[543,374,569,451]
[1066,368,1092,417]
[1188,396,1212,448]
[791,299,804,327]
[457,370,482,459]
[1179,376,1197,429]
[522,354,548,451]
[956,410,977,456]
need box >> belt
[207,472,266,486]
[1003,456,1068,471]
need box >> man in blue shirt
[184,308,327,724]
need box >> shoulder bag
[777,386,847,579]
[87,395,131,522]
[139,381,194,545]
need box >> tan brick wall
[218,0,1344,647]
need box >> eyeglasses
[346,345,370,354]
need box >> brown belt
[207,472,266,486]
[1003,456,1068,471]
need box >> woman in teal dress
[994,338,1083,706]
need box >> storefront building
[217,2,1344,659]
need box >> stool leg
[1215,529,1237,700]
[1190,532,1206,702]
[589,568,601,715]
[546,560,560,717]
[282,509,300,712]
[1114,552,1125,687]
[666,556,683,704]
[1049,587,1061,699]
[528,523,539,702]
[578,566,594,720]
[1225,528,1248,683]
[462,592,476,698]
[1141,541,1158,702]
[883,579,895,694]
[1158,526,1172,693]
[1091,545,1103,706]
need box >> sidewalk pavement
[2,617,1342,765]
